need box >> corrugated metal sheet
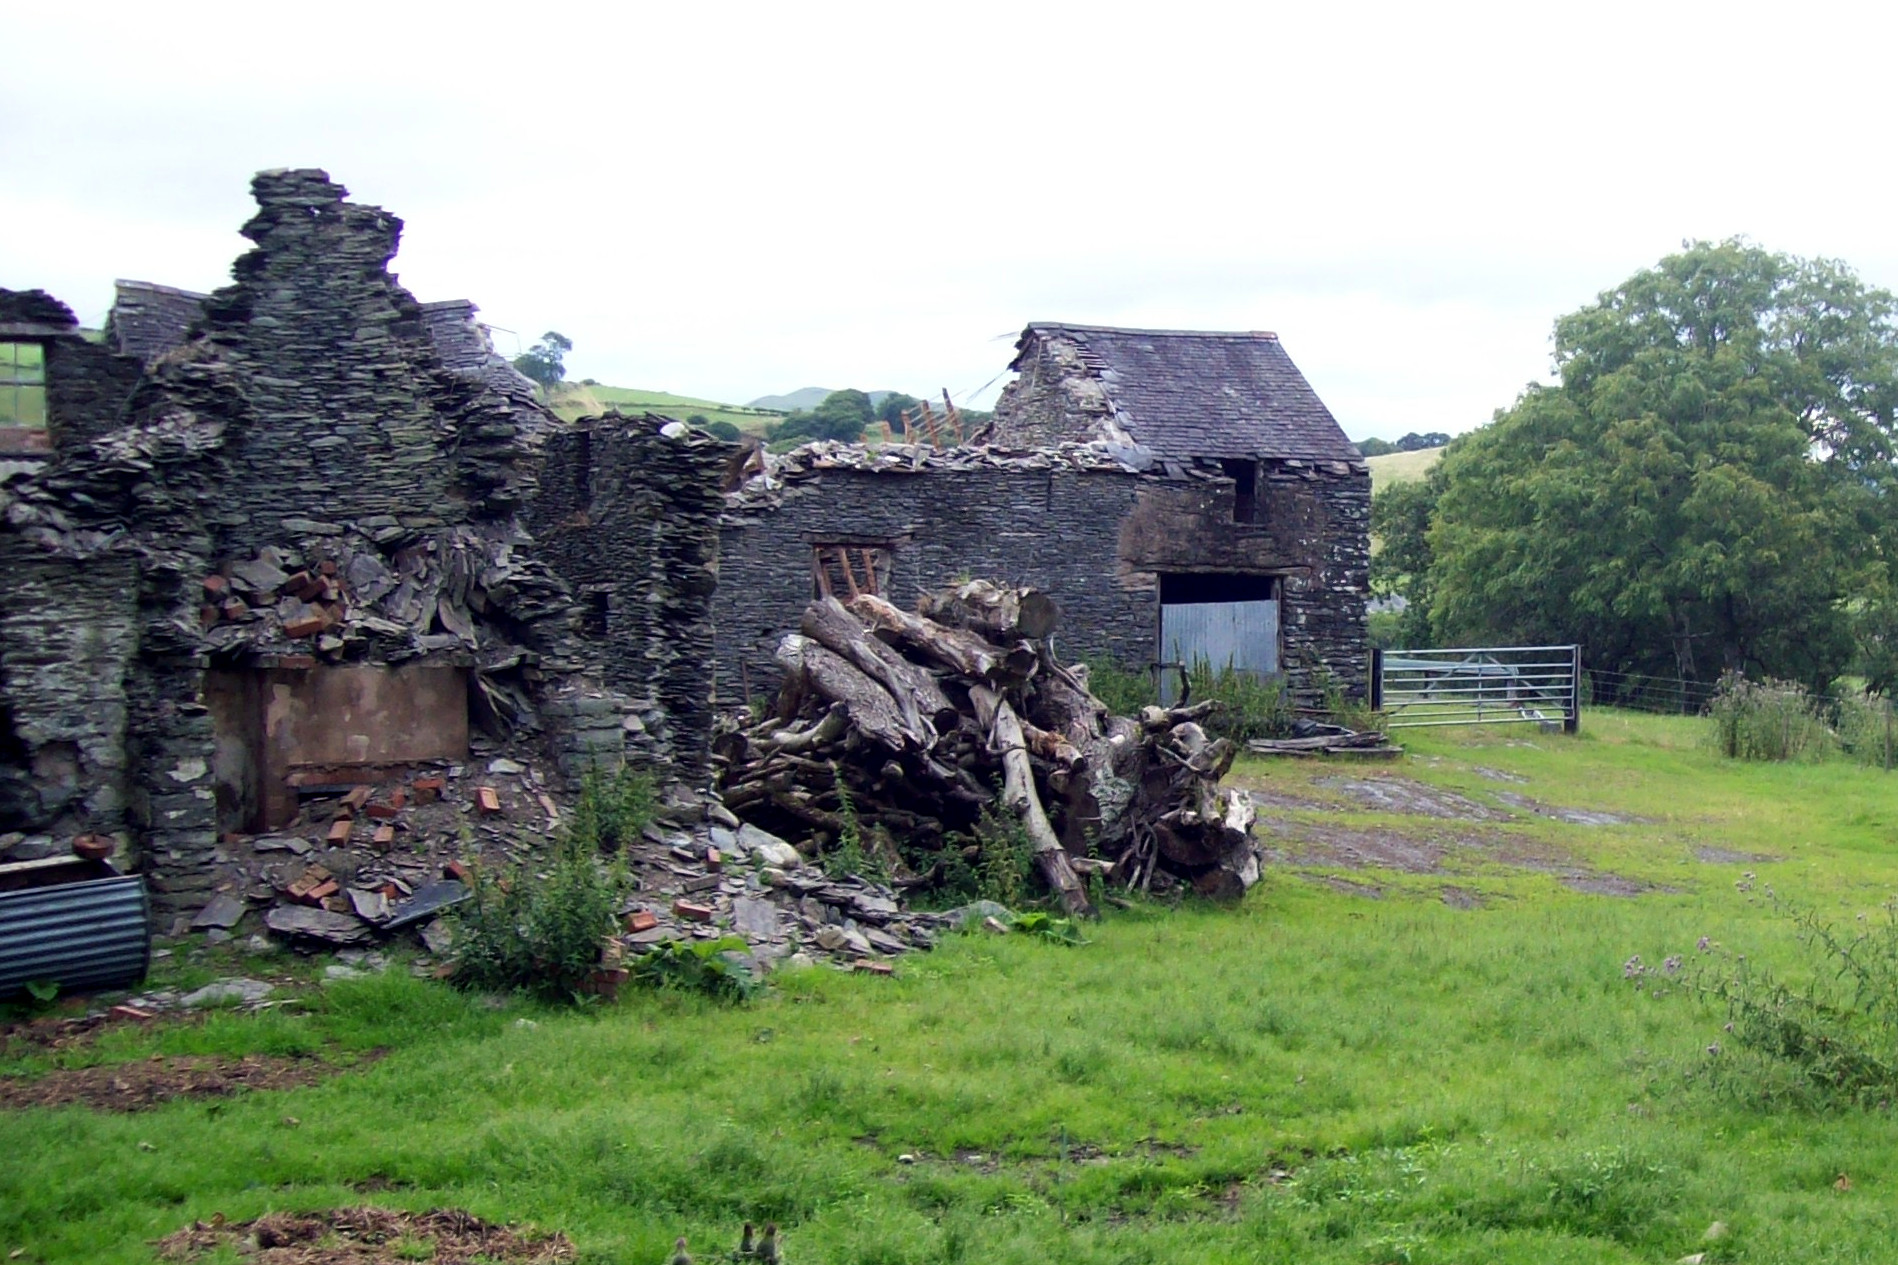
[0,873,151,997]
[1159,599,1279,703]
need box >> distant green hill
[1367,446,1442,492]
[549,383,782,434]
[748,388,904,412]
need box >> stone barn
[715,322,1369,704]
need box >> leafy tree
[773,389,875,444]
[1395,431,1451,452]
[1370,467,1446,648]
[877,392,924,428]
[513,331,572,391]
[1417,240,1898,694]
[703,419,742,441]
[1356,436,1398,457]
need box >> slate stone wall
[46,340,142,454]
[0,537,139,838]
[1117,461,1371,695]
[530,415,732,785]
[0,172,735,907]
[181,169,540,559]
[716,461,1371,704]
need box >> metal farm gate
[1157,598,1280,704]
[1372,645,1581,731]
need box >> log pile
[713,581,1261,912]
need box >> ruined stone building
[717,323,1369,704]
[3,168,1370,921]
[0,170,728,914]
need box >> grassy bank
[547,384,780,433]
[6,712,1898,1262]
[1367,447,1442,491]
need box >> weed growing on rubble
[823,773,885,881]
[449,833,629,1002]
[573,763,659,852]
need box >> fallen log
[970,684,1094,917]
[849,593,1037,682]
[800,597,955,740]
[718,579,1264,911]
[776,634,920,752]
[919,580,1060,641]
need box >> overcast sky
[6,1,1895,439]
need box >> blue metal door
[1158,599,1279,703]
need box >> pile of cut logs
[714,581,1261,913]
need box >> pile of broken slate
[159,747,972,993]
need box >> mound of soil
[157,1206,574,1264]
[0,1053,362,1113]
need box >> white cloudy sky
[6,1,1895,438]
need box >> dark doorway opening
[1159,572,1278,604]
[1220,459,1258,523]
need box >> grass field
[1368,447,1443,492]
[8,712,1898,1262]
[548,383,782,434]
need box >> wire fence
[1581,665,1898,770]
[1581,667,1721,716]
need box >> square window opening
[1221,458,1258,524]
[812,543,893,600]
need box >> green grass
[1368,446,1442,491]
[8,711,1898,1262]
[548,383,782,434]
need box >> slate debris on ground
[616,816,952,973]
[159,746,951,982]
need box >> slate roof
[107,280,208,364]
[417,300,540,403]
[1014,322,1361,464]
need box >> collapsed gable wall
[182,169,541,557]
[986,332,1126,449]
[0,170,731,911]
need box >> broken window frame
[811,542,893,601]
[0,341,49,442]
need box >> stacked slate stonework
[0,171,733,918]
[529,414,734,785]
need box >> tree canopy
[1375,240,1898,694]
[1358,432,1451,457]
[772,389,875,443]
[512,331,572,391]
